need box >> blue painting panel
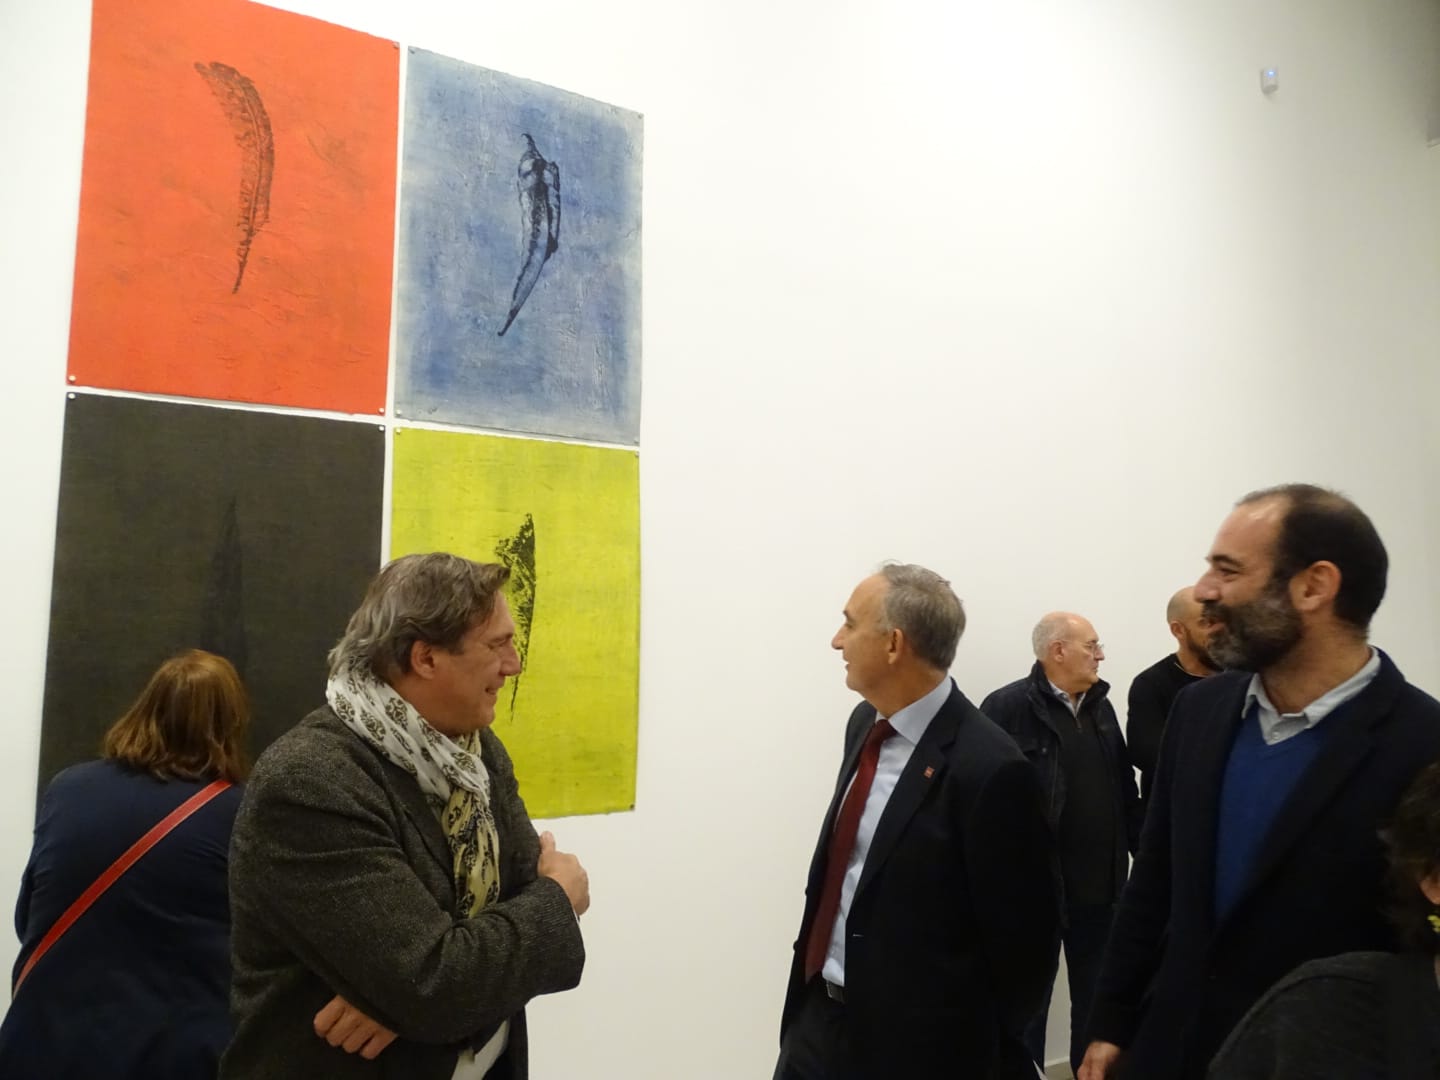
[396,49,642,444]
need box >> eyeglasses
[1066,640,1104,656]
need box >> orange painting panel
[67,0,399,413]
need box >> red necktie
[803,717,897,980]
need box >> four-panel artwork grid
[45,0,642,818]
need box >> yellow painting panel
[392,428,639,818]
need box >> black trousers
[774,979,861,1080]
[1023,901,1116,1074]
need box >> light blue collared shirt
[822,675,952,986]
[1244,648,1380,746]
[1048,678,1084,717]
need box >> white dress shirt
[452,1021,509,1079]
[821,675,952,986]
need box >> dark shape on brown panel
[493,512,536,712]
[40,395,383,796]
[199,495,247,676]
[194,61,274,292]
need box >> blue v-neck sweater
[1214,706,1331,921]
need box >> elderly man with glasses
[981,612,1142,1077]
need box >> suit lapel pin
[923,766,934,779]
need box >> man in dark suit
[223,554,589,1079]
[982,612,1141,1075]
[775,563,1057,1080]
[1125,586,1219,813]
[1079,484,1440,1080]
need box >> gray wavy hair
[328,553,511,678]
[877,563,966,671]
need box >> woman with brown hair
[1208,756,1440,1078]
[0,649,250,1079]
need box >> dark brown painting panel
[40,394,384,790]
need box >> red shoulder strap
[12,778,233,998]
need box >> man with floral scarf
[222,553,589,1080]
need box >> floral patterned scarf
[327,664,501,915]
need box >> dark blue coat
[0,760,241,1080]
[1088,651,1440,1079]
[981,663,1142,907]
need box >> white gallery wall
[2,0,1439,1075]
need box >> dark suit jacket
[1088,651,1440,1079]
[779,682,1058,1079]
[221,707,584,1080]
[0,761,241,1080]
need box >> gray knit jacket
[220,707,584,1080]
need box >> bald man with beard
[1126,587,1220,812]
